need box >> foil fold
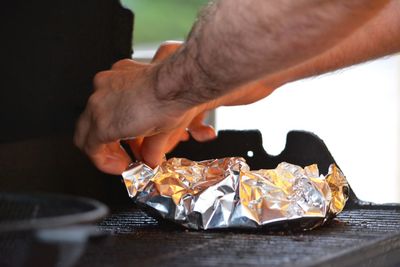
[122,157,348,230]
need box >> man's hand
[74,42,275,174]
[74,43,218,174]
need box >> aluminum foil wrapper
[122,157,348,230]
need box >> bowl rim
[0,192,109,233]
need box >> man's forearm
[155,0,389,107]
[264,0,400,88]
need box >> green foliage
[121,0,208,45]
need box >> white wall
[216,55,400,204]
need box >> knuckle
[93,70,125,91]
[87,93,102,110]
[111,59,133,70]
[89,108,114,143]
[93,71,112,88]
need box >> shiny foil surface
[122,158,348,230]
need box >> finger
[81,114,131,175]
[152,41,182,63]
[127,137,144,161]
[87,141,132,175]
[189,124,217,142]
[140,133,171,168]
[164,128,190,153]
[187,112,217,142]
[180,130,190,142]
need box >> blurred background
[122,0,207,48]
[122,0,400,204]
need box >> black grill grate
[75,206,400,267]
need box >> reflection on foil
[122,158,348,230]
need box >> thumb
[188,112,217,142]
[91,142,132,175]
[152,41,183,63]
[140,133,171,168]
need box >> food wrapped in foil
[122,157,348,230]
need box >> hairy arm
[218,0,400,106]
[265,0,400,88]
[156,0,389,107]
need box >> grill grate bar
[74,206,400,267]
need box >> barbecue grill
[77,130,400,267]
[2,130,399,267]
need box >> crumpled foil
[122,157,349,230]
